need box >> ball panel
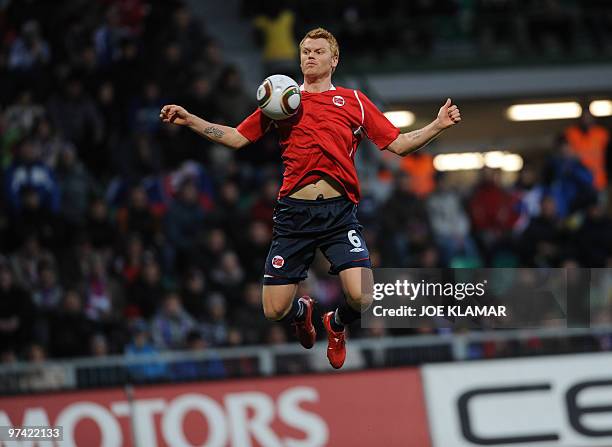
[280,86,300,116]
[257,75,301,120]
[257,79,273,109]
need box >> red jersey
[236,85,399,204]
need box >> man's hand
[436,98,461,129]
[387,98,462,156]
[160,104,192,126]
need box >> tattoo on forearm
[203,126,225,139]
[410,130,423,141]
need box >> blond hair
[299,27,339,58]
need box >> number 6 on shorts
[348,229,362,248]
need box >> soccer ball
[256,74,301,120]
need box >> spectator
[3,90,45,135]
[32,261,63,312]
[196,39,225,85]
[10,234,56,290]
[94,5,130,66]
[167,5,209,63]
[266,325,310,374]
[126,254,165,319]
[181,268,207,320]
[513,167,547,233]
[111,37,143,102]
[4,138,60,213]
[209,251,244,301]
[573,202,612,267]
[232,281,268,345]
[250,178,279,228]
[253,7,298,77]
[130,80,165,135]
[400,152,436,198]
[84,254,122,322]
[47,74,104,168]
[475,0,523,55]
[90,333,109,357]
[543,136,597,218]
[212,180,247,241]
[519,196,565,267]
[380,171,432,266]
[151,292,197,350]
[125,320,167,382]
[565,110,610,192]
[23,343,65,391]
[31,117,74,168]
[426,173,478,264]
[86,197,115,250]
[527,0,575,55]
[171,330,226,381]
[10,186,65,252]
[468,168,519,262]
[116,234,145,285]
[48,289,93,358]
[141,133,166,176]
[237,220,272,281]
[582,0,612,54]
[155,42,188,101]
[213,65,254,126]
[165,178,206,269]
[74,45,103,96]
[56,145,96,226]
[8,20,51,71]
[200,293,230,347]
[116,184,159,246]
[94,80,122,175]
[184,75,216,123]
[0,261,35,352]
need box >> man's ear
[331,56,339,73]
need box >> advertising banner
[423,352,612,447]
[0,368,430,447]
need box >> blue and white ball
[256,74,301,120]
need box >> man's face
[300,38,338,79]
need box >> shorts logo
[332,96,345,107]
[272,255,285,268]
[350,247,365,253]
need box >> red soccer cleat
[292,296,316,349]
[322,311,346,369]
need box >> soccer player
[160,28,461,369]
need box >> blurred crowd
[0,0,611,382]
[245,0,612,67]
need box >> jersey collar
[299,84,336,92]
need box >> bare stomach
[289,174,344,200]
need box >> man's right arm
[160,104,250,150]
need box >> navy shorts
[263,196,371,285]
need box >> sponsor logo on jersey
[332,96,345,107]
[272,255,285,268]
[350,247,365,253]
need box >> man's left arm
[387,99,461,157]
